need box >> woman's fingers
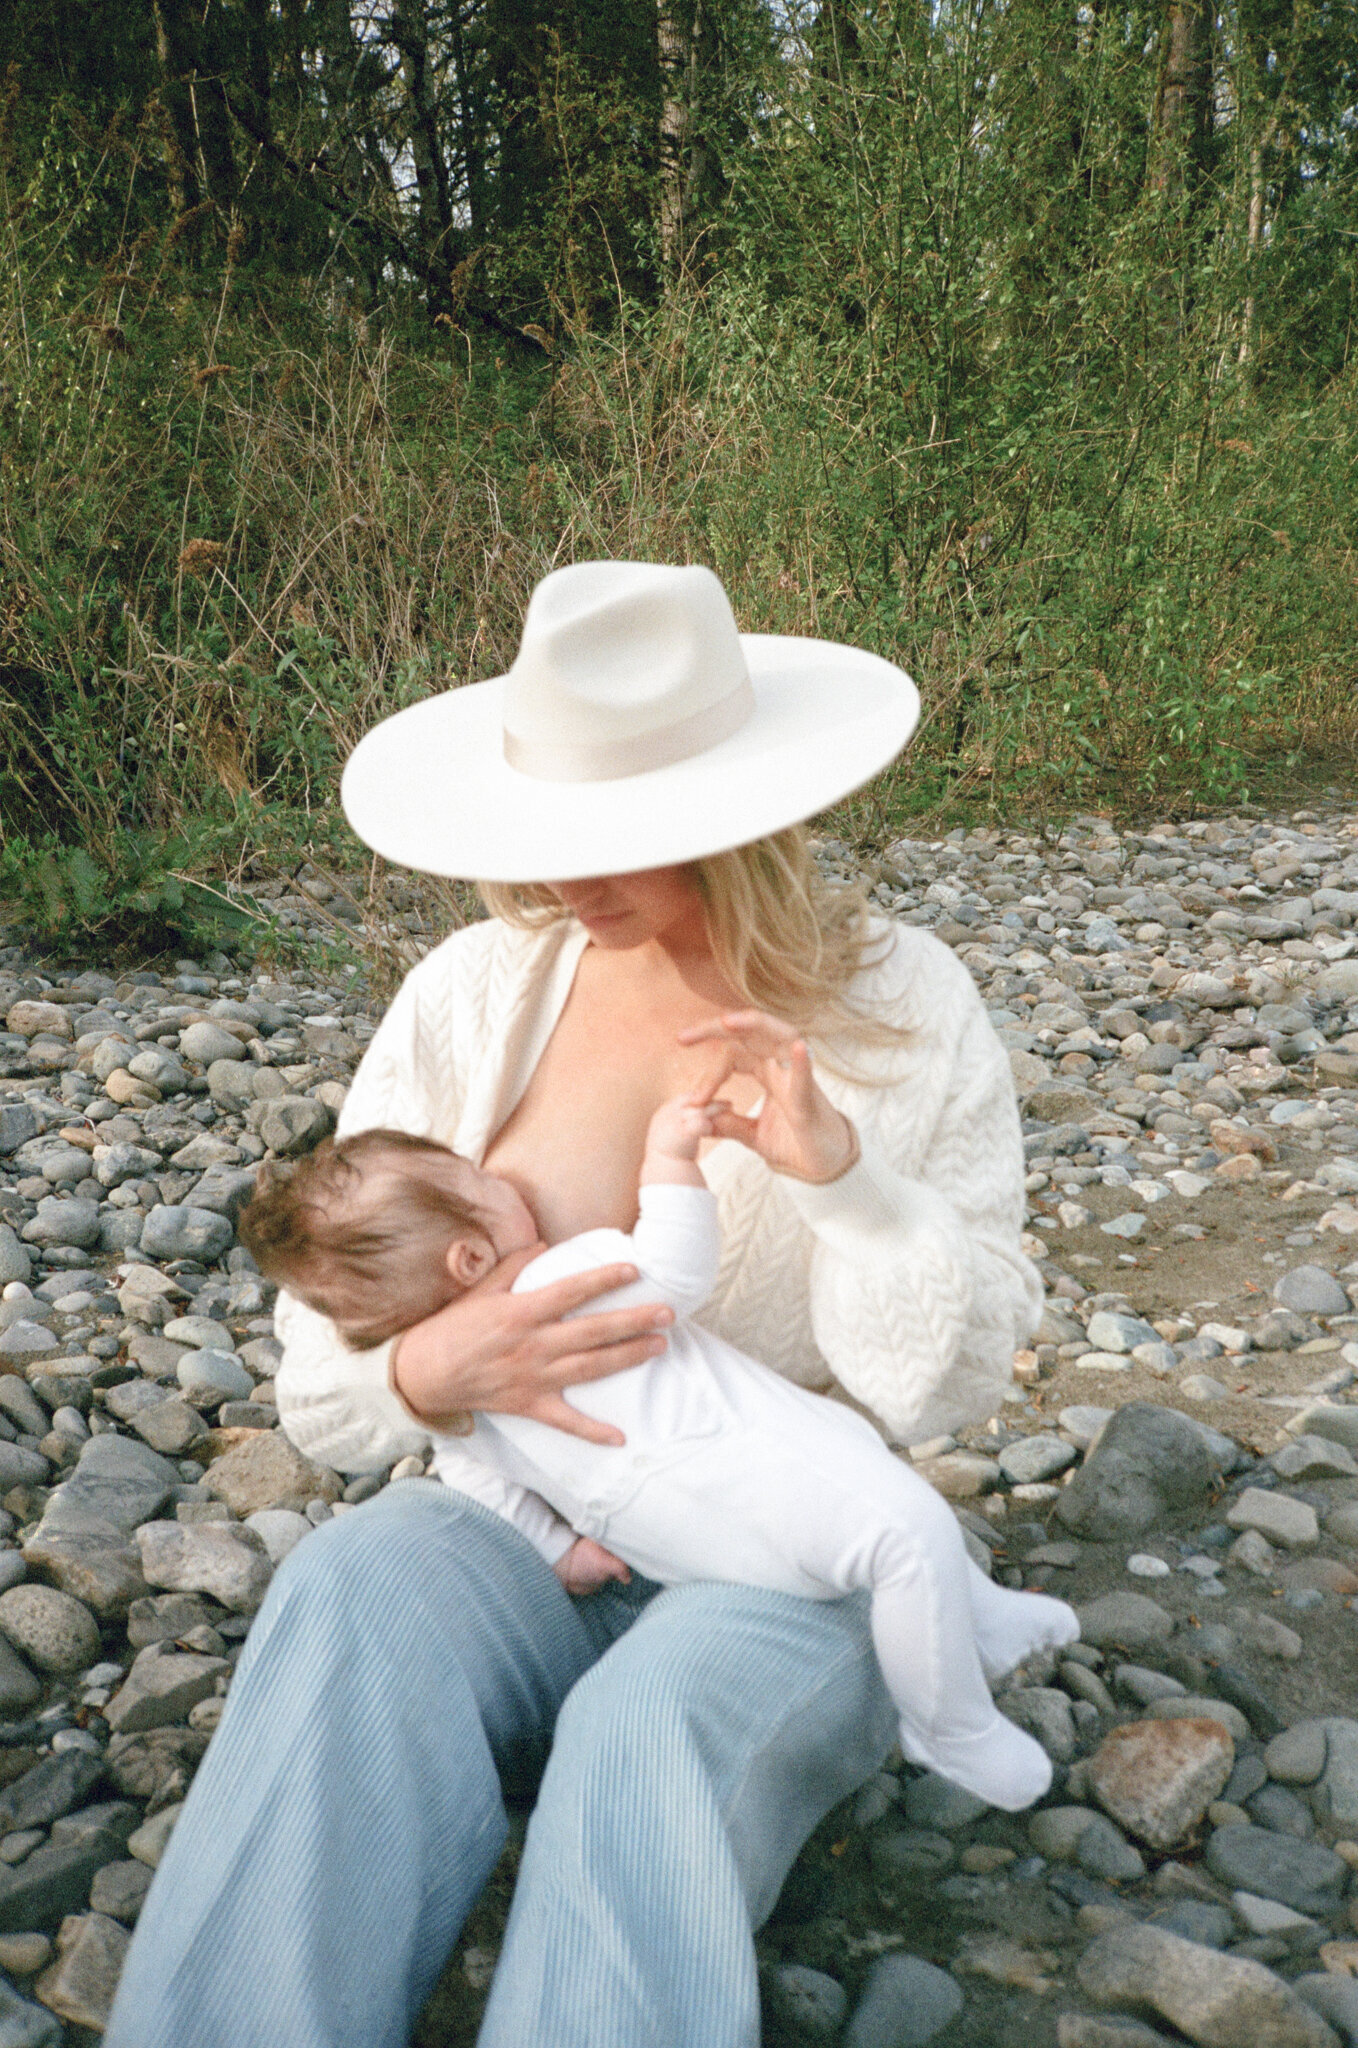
[521,1263,652,1320]
[539,1309,672,1364]
[521,1393,627,1447]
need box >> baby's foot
[970,1586,1079,1685]
[896,1712,1053,1812]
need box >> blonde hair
[478,827,909,1078]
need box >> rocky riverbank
[0,800,1355,2044]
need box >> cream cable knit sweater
[274,915,1042,1472]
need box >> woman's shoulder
[852,916,988,1033]
[400,915,569,1011]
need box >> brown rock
[1216,1152,1265,1181]
[22,1529,149,1620]
[1210,1121,1278,1162]
[1087,1718,1235,1852]
[34,1911,128,2030]
[103,1069,160,1108]
[5,1003,72,1042]
[204,1432,341,1516]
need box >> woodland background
[0,0,1355,950]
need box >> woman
[107,561,1041,2048]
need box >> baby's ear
[447,1236,493,1287]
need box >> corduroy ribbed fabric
[105,1481,894,2048]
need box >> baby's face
[451,1159,539,1261]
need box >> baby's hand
[554,1537,632,1596]
[645,1094,718,1165]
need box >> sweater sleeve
[781,943,1042,1446]
[274,953,455,1474]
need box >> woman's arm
[680,933,1042,1445]
[276,932,676,1472]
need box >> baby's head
[239,1129,537,1348]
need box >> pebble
[0,814,1355,2038]
[0,1587,100,1676]
[1204,1826,1349,1916]
[1227,1490,1321,1551]
[843,1954,963,2048]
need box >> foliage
[0,0,1354,954]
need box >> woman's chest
[479,952,756,1241]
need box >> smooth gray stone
[1315,1719,1358,1831]
[1003,1686,1077,1761]
[900,1776,990,1832]
[252,1095,333,1157]
[40,1434,180,1537]
[0,1325,57,1366]
[0,1752,103,1835]
[88,1856,153,1925]
[765,1964,849,2041]
[844,1954,963,2048]
[99,1210,146,1253]
[1247,1784,1314,1838]
[105,1643,230,1733]
[1086,1312,1162,1354]
[140,1205,233,1262]
[0,1826,129,1933]
[1055,2021,1178,2048]
[0,1106,40,1156]
[180,1022,247,1066]
[177,1351,252,1403]
[1204,1825,1347,1916]
[868,1829,955,1888]
[1077,1815,1147,1885]
[1151,1900,1235,1948]
[1075,1593,1174,1654]
[1057,1403,1220,1541]
[998,1434,1078,1484]
[0,1634,41,1715]
[91,1142,160,1190]
[130,1397,208,1456]
[1274,1267,1352,1317]
[0,1229,30,1287]
[1295,1974,1358,2046]
[0,1444,48,1490]
[0,1383,50,1440]
[20,1199,100,1251]
[0,1978,61,2048]
[183,1164,258,1220]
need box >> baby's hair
[239,1128,485,1306]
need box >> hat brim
[340,634,920,883]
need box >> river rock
[1226,1490,1319,1550]
[844,1954,963,2048]
[1266,1723,1329,1786]
[252,1095,333,1157]
[33,1912,128,2032]
[998,1435,1078,1484]
[1274,1268,1352,1317]
[180,1021,247,1066]
[105,1643,231,1733]
[1076,1921,1341,2047]
[204,1432,341,1516]
[1087,1719,1235,1851]
[0,1230,31,1287]
[20,1200,100,1252]
[1203,1826,1348,1916]
[1057,1404,1220,1541]
[0,1586,100,1675]
[23,1434,179,1618]
[0,1976,60,2047]
[764,1964,848,2041]
[1074,1593,1175,1654]
[1314,1718,1358,1830]
[140,1205,233,1262]
[136,1520,272,1613]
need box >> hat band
[503,678,756,783]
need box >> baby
[242,1100,1078,1810]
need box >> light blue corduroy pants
[105,1480,896,2048]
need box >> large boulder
[1057,1403,1221,1542]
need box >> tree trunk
[152,0,238,218]
[1150,0,1213,197]
[657,0,697,273]
[391,0,457,315]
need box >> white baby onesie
[428,1183,1075,1809]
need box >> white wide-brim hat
[341,560,919,883]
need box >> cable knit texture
[275,916,1043,1472]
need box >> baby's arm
[623,1096,724,1315]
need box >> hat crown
[503,561,754,782]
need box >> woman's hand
[677,1011,858,1183]
[391,1248,672,1447]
